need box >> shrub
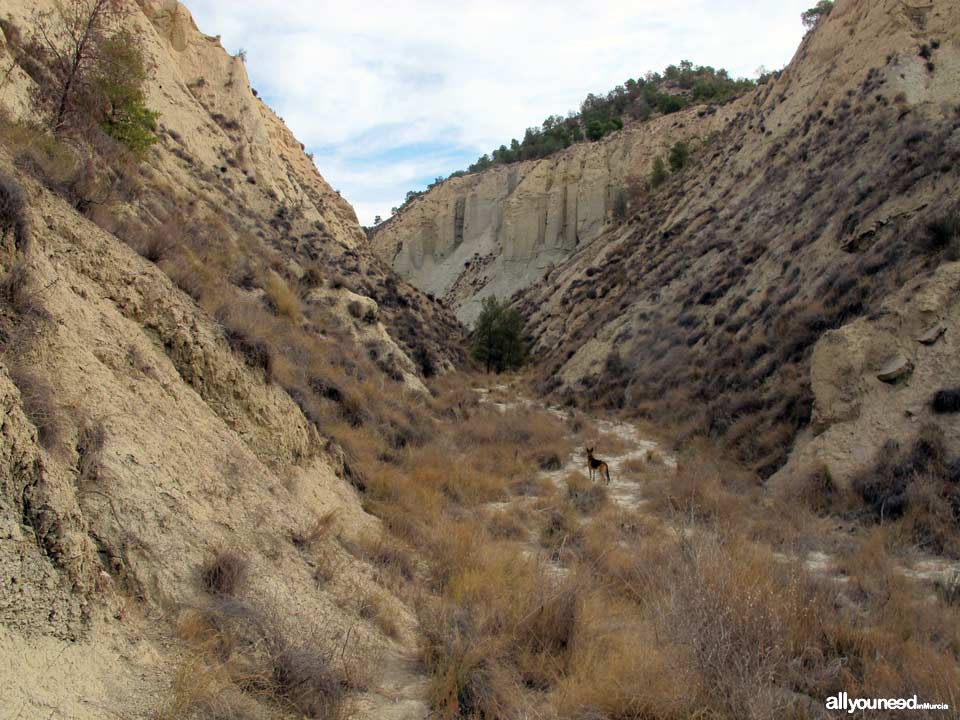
[536,452,562,471]
[0,116,80,193]
[566,473,609,514]
[173,597,352,719]
[263,271,302,321]
[801,1,834,31]
[8,364,69,454]
[932,389,960,414]
[0,173,29,252]
[854,425,951,522]
[650,156,668,188]
[668,141,690,172]
[470,296,526,373]
[412,343,436,378]
[94,30,159,157]
[924,214,960,260]
[200,549,248,596]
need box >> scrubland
[320,370,960,719]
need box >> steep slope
[0,1,463,717]
[371,99,743,325]
[514,0,960,482]
[1,0,464,375]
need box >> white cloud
[185,0,813,224]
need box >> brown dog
[585,447,611,484]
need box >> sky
[186,1,814,226]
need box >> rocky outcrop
[776,262,960,490]
[372,103,741,325]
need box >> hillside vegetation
[394,61,755,214]
[3,1,960,719]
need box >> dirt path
[479,384,960,595]
[352,646,429,720]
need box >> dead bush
[923,213,960,259]
[0,259,51,323]
[932,388,960,414]
[796,463,836,516]
[359,591,400,639]
[853,425,950,522]
[290,511,336,551]
[536,451,562,471]
[200,549,249,596]
[658,534,829,718]
[0,117,80,194]
[8,363,69,454]
[264,271,301,321]
[566,472,609,515]
[350,532,417,585]
[0,172,29,253]
[176,596,353,719]
[418,597,516,719]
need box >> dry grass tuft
[0,172,29,253]
[264,271,302,321]
[359,591,401,639]
[200,549,249,596]
[167,596,360,720]
[290,511,337,552]
[8,363,69,455]
[565,472,609,514]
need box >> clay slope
[0,1,462,717]
[0,0,464,374]
[515,0,960,482]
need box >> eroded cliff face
[372,103,742,325]
[0,1,452,717]
[513,0,960,482]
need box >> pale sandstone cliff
[372,102,742,325]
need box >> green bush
[471,297,526,374]
[94,31,158,157]
[668,141,690,172]
[802,1,834,31]
[650,157,668,189]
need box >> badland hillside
[3,1,960,719]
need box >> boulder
[877,354,914,383]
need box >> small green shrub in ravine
[471,297,526,374]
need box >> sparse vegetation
[29,0,158,152]
[650,155,668,188]
[924,213,960,260]
[801,1,834,31]
[161,597,358,720]
[394,61,754,212]
[932,389,960,414]
[7,363,69,455]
